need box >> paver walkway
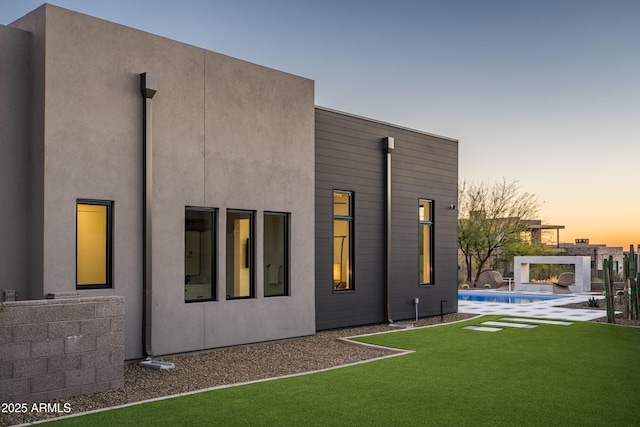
[458,293,606,321]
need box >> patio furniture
[476,270,507,290]
[553,272,575,294]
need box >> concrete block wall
[0,296,124,403]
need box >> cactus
[587,296,599,307]
[635,272,640,321]
[629,245,639,320]
[632,246,639,321]
[623,245,639,320]
[603,256,616,324]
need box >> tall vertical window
[264,212,289,297]
[226,210,254,299]
[76,200,112,289]
[185,208,216,302]
[419,199,433,285]
[333,191,353,290]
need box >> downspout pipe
[140,73,157,359]
[384,137,394,324]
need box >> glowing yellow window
[419,199,433,285]
[77,202,112,288]
[333,191,353,290]
[226,210,254,299]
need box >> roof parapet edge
[315,105,458,143]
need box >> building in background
[522,220,565,248]
[559,239,624,282]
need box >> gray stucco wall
[8,5,315,358]
[315,108,458,330]
[9,8,47,303]
[0,25,31,301]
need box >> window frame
[419,199,434,286]
[333,190,354,291]
[76,199,113,289]
[226,209,255,299]
[184,206,217,303]
[263,211,290,297]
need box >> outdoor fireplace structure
[514,256,591,293]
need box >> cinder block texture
[0,296,124,403]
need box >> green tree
[458,179,542,282]
[499,240,551,277]
[502,240,551,259]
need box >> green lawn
[48,316,639,426]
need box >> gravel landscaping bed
[2,313,474,426]
[559,297,640,327]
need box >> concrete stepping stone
[462,325,502,332]
[499,318,573,326]
[482,321,537,329]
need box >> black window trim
[76,198,113,290]
[333,189,354,292]
[263,211,290,298]
[419,198,434,287]
[185,206,217,303]
[226,209,256,300]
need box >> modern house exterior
[1,5,459,362]
[558,239,624,283]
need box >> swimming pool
[458,291,564,304]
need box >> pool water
[458,291,563,304]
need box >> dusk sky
[3,1,639,248]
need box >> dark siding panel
[315,108,459,330]
[390,131,459,320]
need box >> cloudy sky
[3,0,639,247]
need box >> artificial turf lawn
[48,316,640,426]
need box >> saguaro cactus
[624,245,639,320]
[603,256,616,324]
[633,272,640,321]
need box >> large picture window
[333,191,353,290]
[226,210,254,299]
[264,212,289,297]
[76,200,113,289]
[185,208,216,302]
[419,199,433,285]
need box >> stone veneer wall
[0,295,124,403]
[562,245,625,279]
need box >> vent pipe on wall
[139,73,174,370]
[384,137,394,324]
[140,72,157,360]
